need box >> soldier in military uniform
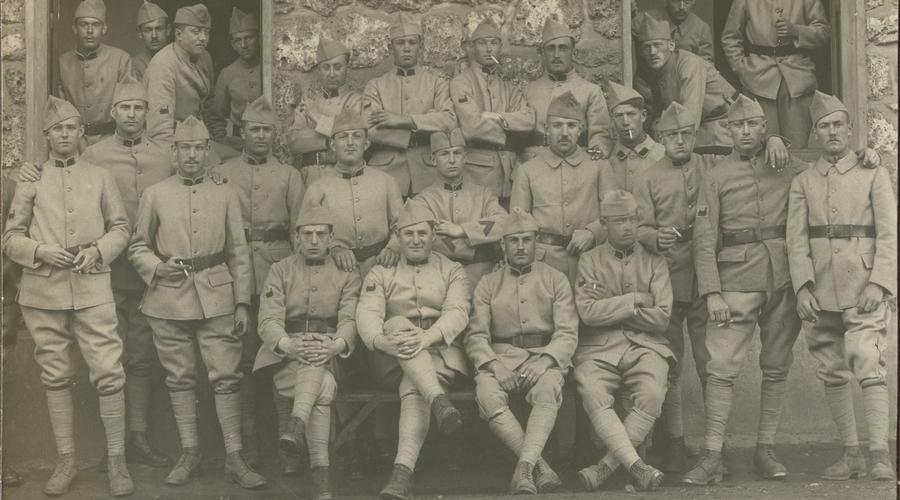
[57,0,133,147]
[450,20,536,205]
[128,116,265,489]
[404,128,507,292]
[3,97,133,497]
[573,190,672,492]
[253,204,362,495]
[787,92,897,482]
[601,82,666,193]
[722,0,830,148]
[214,95,305,467]
[634,0,713,62]
[465,209,576,495]
[214,8,262,151]
[287,39,365,186]
[356,205,471,500]
[1,175,23,488]
[510,91,606,285]
[132,1,170,82]
[364,16,457,198]
[523,20,613,161]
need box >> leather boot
[660,435,688,473]
[754,444,787,479]
[165,447,202,486]
[279,449,301,476]
[533,457,561,493]
[628,459,664,491]
[43,453,77,496]
[577,461,615,492]
[224,451,267,489]
[279,417,306,457]
[431,394,462,435]
[311,466,333,500]
[2,466,22,487]
[127,432,173,468]
[107,454,135,497]
[869,450,896,481]
[508,461,537,495]
[242,433,260,469]
[683,449,723,485]
[379,464,414,500]
[821,446,867,480]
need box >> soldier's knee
[632,385,666,418]
[317,371,338,405]
[95,370,126,395]
[527,372,563,408]
[211,372,242,395]
[475,387,507,421]
[816,365,852,387]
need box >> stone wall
[866,0,899,189]
[1,0,26,172]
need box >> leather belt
[449,244,501,265]
[468,139,516,152]
[299,151,336,167]
[83,121,116,136]
[721,225,786,247]
[285,316,338,334]
[536,231,571,248]
[808,224,876,239]
[353,238,389,262]
[160,251,226,271]
[493,332,552,349]
[245,227,290,242]
[745,43,805,57]
[64,243,93,256]
[673,225,693,243]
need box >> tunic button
[192,189,197,194]
[69,230,74,235]
[357,236,363,240]
[137,170,142,175]
[312,287,317,292]
[193,250,199,255]
[68,208,74,213]
[831,208,837,213]
[356,217,361,221]
[833,248,839,254]
[66,187,72,192]
[193,229,198,234]
[353,180,358,185]
[193,209,198,213]
[520,299,525,303]
[254,185,260,190]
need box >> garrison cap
[541,18,574,46]
[384,316,418,335]
[330,109,368,137]
[173,115,210,142]
[810,91,849,126]
[430,128,466,153]
[606,81,643,112]
[727,94,764,122]
[656,101,695,132]
[600,190,639,217]
[396,204,436,230]
[137,1,167,26]
[75,0,106,22]
[316,37,350,64]
[470,20,502,42]
[229,7,257,34]
[174,3,210,29]
[497,207,539,237]
[637,15,671,42]
[44,96,81,131]
[112,74,147,105]
[546,91,583,122]
[241,95,277,125]
[295,203,335,229]
[390,14,422,40]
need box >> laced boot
[165,447,202,486]
[310,466,332,500]
[533,457,562,493]
[127,432,173,468]
[628,459,664,491]
[682,449,723,485]
[224,451,267,489]
[431,395,462,435]
[107,454,135,497]
[869,450,896,481]
[508,461,537,495]
[43,453,77,496]
[577,461,615,492]
[821,446,867,480]
[754,444,787,479]
[379,464,414,500]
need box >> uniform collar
[180,174,205,186]
[244,153,268,165]
[609,243,635,259]
[396,66,416,77]
[669,153,695,167]
[115,132,143,147]
[51,156,77,168]
[615,135,655,159]
[547,71,569,82]
[75,45,100,61]
[304,258,326,266]
[323,88,340,99]
[737,148,764,161]
[404,255,430,266]
[339,165,365,179]
[815,152,857,175]
[443,181,463,191]
[507,263,532,276]
[173,41,201,64]
[542,147,587,169]
[477,62,499,76]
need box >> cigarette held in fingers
[717,320,732,327]
[671,227,682,238]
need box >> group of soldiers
[1,0,896,499]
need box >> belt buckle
[825,225,842,239]
[316,152,323,164]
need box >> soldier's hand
[155,259,191,281]
[774,18,797,39]
[566,229,595,255]
[765,136,790,171]
[331,247,358,272]
[369,111,412,129]
[276,337,303,358]
[796,286,821,322]
[587,146,608,161]
[580,282,606,300]
[374,331,408,358]
[376,248,399,268]
[71,246,101,273]
[517,355,554,389]
[17,162,42,182]
[233,304,250,337]
[634,292,655,308]
[707,293,731,325]
[434,221,466,238]
[857,283,885,314]
[482,112,504,126]
[657,228,678,251]
[490,361,519,393]
[317,336,347,364]
[858,148,881,169]
[35,244,75,268]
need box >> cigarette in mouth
[628,130,633,140]
[489,55,500,65]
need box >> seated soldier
[465,208,577,494]
[253,204,362,499]
[573,190,673,492]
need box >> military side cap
[137,1,167,26]
[606,81,643,112]
[656,101,695,132]
[330,109,367,137]
[396,204,436,230]
[390,14,422,40]
[242,95,277,125]
[727,94,764,122]
[810,91,849,126]
[430,128,466,153]
[541,18,573,46]
[470,20,501,42]
[113,74,147,105]
[384,316,417,335]
[229,7,257,34]
[44,96,81,131]
[600,190,638,217]
[75,0,106,21]
[546,91,583,122]
[637,15,671,42]
[174,3,210,29]
[173,115,210,142]
[317,37,350,64]
[295,203,335,229]
[497,207,539,237]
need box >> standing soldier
[3,97,132,496]
[216,95,305,468]
[132,1,170,82]
[1,174,23,488]
[510,91,605,285]
[214,8,262,150]
[450,20,536,206]
[632,101,712,472]
[356,206,471,500]
[57,0,133,146]
[601,82,665,193]
[253,204,362,494]
[465,209,576,494]
[287,39,365,186]
[787,92,897,482]
[634,0,713,62]
[405,128,507,291]
[573,190,672,492]
[128,116,265,489]
[721,0,830,148]
[364,16,457,198]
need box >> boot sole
[535,479,562,493]
[821,470,867,480]
[437,409,463,435]
[637,470,664,491]
[682,473,723,486]
[756,470,787,480]
[165,466,201,486]
[278,437,303,457]
[226,472,267,490]
[576,469,600,491]
[379,490,411,500]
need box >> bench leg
[333,400,380,452]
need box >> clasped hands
[278,333,345,366]
[489,355,555,392]
[375,326,442,360]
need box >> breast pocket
[716,246,747,263]
[208,268,235,288]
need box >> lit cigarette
[489,55,500,65]
[592,283,597,291]
[671,227,682,239]
[717,320,731,327]
[628,130,633,140]
[183,268,190,278]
